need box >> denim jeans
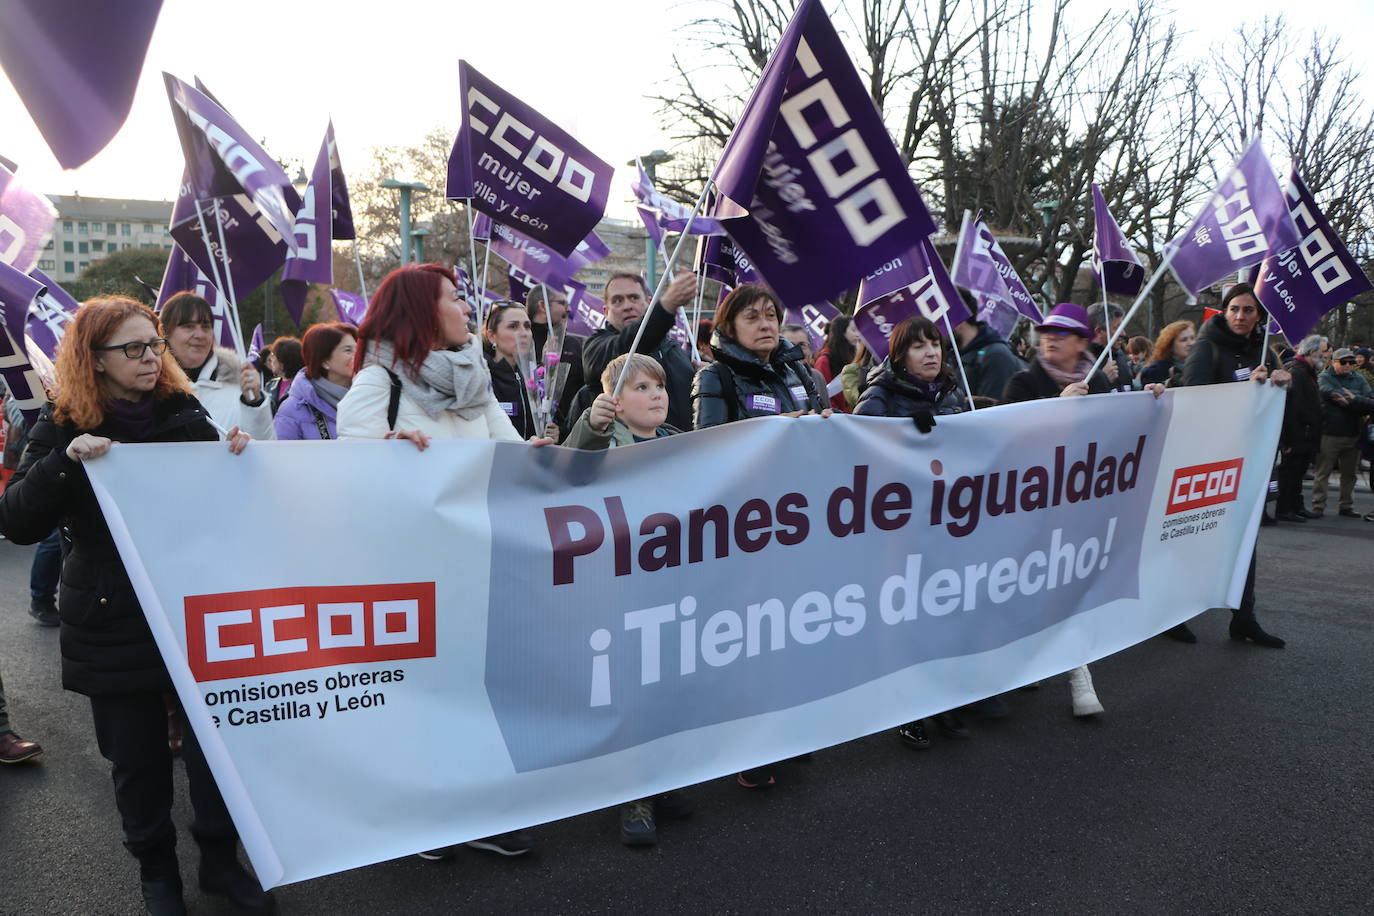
[29,529,60,600]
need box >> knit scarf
[310,376,349,411]
[363,341,491,421]
[1038,354,1095,391]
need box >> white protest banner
[86,382,1282,887]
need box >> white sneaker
[1069,665,1104,717]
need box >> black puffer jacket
[1181,313,1278,387]
[583,304,695,431]
[692,333,824,429]
[1002,359,1112,403]
[956,322,1025,400]
[0,393,217,696]
[854,359,965,419]
[1281,356,1323,450]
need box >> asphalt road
[2,482,1371,915]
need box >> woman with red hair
[0,297,266,914]
[274,322,357,440]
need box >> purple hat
[1036,303,1093,338]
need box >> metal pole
[397,189,413,265]
[1087,246,1180,379]
[209,202,246,356]
[351,239,369,301]
[463,201,484,328]
[612,181,713,397]
[943,310,978,411]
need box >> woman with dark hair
[692,284,829,429]
[159,292,275,441]
[854,317,971,747]
[814,315,858,411]
[273,323,357,440]
[1140,320,1196,387]
[264,336,303,413]
[337,264,547,858]
[482,301,560,441]
[0,297,265,914]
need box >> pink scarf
[1038,354,1094,390]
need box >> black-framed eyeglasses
[93,338,169,359]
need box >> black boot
[198,838,276,912]
[136,844,185,916]
[1229,615,1285,649]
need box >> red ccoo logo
[184,583,436,682]
[1166,458,1244,514]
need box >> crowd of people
[0,263,1370,914]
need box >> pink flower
[545,352,561,368]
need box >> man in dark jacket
[1087,303,1135,390]
[1276,335,1328,521]
[580,271,698,431]
[952,319,1024,401]
[1179,284,1289,648]
[1313,347,1374,517]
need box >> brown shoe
[0,731,43,763]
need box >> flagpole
[351,239,369,301]
[942,311,978,411]
[191,198,244,358]
[689,268,707,366]
[480,238,491,298]
[1087,246,1179,379]
[462,200,484,327]
[209,202,247,357]
[612,181,714,397]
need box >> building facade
[41,195,174,282]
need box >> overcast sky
[2,0,1371,217]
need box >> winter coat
[812,347,850,412]
[189,348,276,441]
[957,322,1025,401]
[0,393,217,696]
[336,364,524,441]
[273,370,341,440]
[692,334,825,429]
[487,356,540,440]
[1089,342,1135,390]
[1181,314,1278,387]
[1140,358,1183,387]
[582,304,695,431]
[564,413,679,450]
[854,359,965,419]
[1002,359,1112,403]
[1280,357,1323,451]
[1317,366,1374,438]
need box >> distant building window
[164,243,172,250]
[107,222,117,234]
[63,241,73,253]
[121,223,131,235]
[143,223,155,233]
[92,240,104,252]
[63,261,75,274]
[79,261,89,271]
[38,259,55,270]
[162,226,170,236]
[62,220,73,232]
[78,241,89,254]
[78,221,88,233]
[44,239,54,249]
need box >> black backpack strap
[385,369,402,431]
[305,404,332,440]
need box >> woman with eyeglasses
[0,297,267,915]
[159,291,275,441]
[482,301,561,441]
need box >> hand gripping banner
[87,382,1282,887]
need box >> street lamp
[630,150,673,289]
[381,179,431,265]
[411,226,431,264]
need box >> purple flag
[1252,168,1373,342]
[446,62,613,257]
[25,268,78,358]
[695,234,760,286]
[330,289,368,325]
[951,212,1017,318]
[973,218,1042,322]
[1167,138,1302,296]
[168,175,289,303]
[507,267,533,305]
[632,166,724,236]
[156,246,236,349]
[480,215,610,288]
[0,261,49,422]
[977,296,1019,339]
[635,204,665,249]
[707,0,936,305]
[0,0,163,169]
[855,237,973,359]
[1091,183,1144,297]
[325,123,355,241]
[246,324,264,365]
[0,161,57,274]
[164,74,299,256]
[783,300,841,354]
[281,128,340,322]
[563,282,607,338]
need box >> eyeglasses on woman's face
[93,338,169,359]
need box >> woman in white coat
[160,292,275,441]
[335,263,546,860]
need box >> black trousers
[1276,448,1314,514]
[89,692,236,877]
[1236,548,1258,620]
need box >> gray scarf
[310,376,350,411]
[364,340,492,421]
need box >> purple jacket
[273,370,338,440]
